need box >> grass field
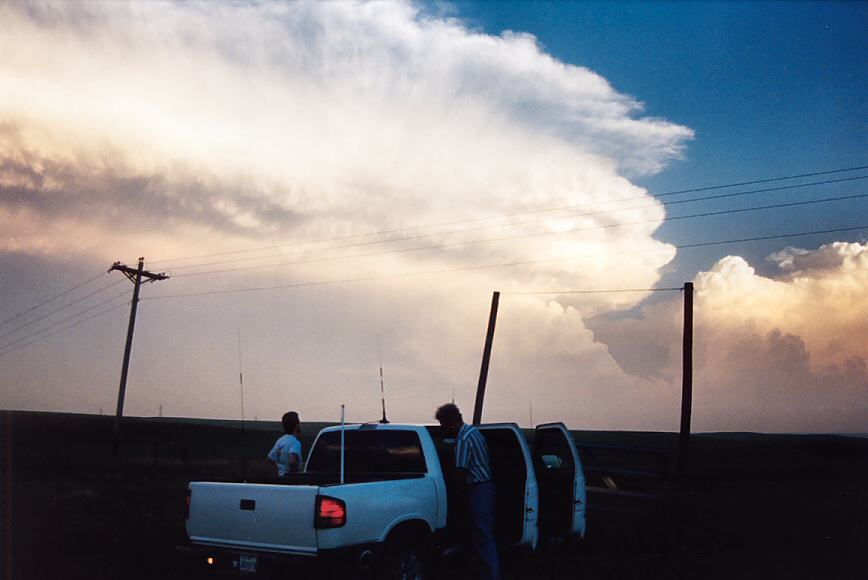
[1,411,865,579]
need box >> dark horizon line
[3,408,864,437]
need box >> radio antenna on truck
[340,404,346,484]
[377,336,389,424]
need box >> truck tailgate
[187,482,319,555]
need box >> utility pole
[678,282,694,478]
[110,257,168,455]
[473,291,500,425]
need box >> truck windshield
[306,430,428,474]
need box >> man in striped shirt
[436,403,500,580]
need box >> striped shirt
[455,423,492,484]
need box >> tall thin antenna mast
[238,327,247,481]
[340,404,346,484]
[238,327,246,428]
[377,336,389,424]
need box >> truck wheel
[383,544,426,580]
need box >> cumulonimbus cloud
[591,242,868,432]
[1,1,690,274]
[11,2,815,431]
[4,3,862,434]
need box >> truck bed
[187,473,433,556]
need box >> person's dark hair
[435,403,461,424]
[282,411,300,434]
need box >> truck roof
[318,422,432,434]
[317,421,523,434]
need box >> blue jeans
[466,479,500,580]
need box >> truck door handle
[240,499,256,511]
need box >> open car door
[478,423,540,550]
[533,422,586,538]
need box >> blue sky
[453,0,867,283]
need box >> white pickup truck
[183,421,586,578]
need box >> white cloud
[696,243,868,371]
[1,1,690,255]
[0,1,702,429]
[591,242,868,432]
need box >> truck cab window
[307,430,427,474]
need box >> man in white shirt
[267,411,302,477]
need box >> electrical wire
[4,168,867,357]
[506,287,684,295]
[170,191,867,278]
[5,221,865,357]
[0,289,132,352]
[148,166,868,268]
[0,271,109,327]
[655,166,867,195]
[0,302,129,359]
[0,279,126,341]
[140,224,868,301]
[161,176,868,275]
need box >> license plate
[238,554,257,573]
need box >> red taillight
[185,488,191,519]
[315,496,346,529]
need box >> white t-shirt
[268,434,302,476]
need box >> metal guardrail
[576,442,670,457]
[576,441,671,502]
[585,485,664,500]
[584,466,666,479]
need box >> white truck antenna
[377,336,389,424]
[238,327,246,428]
[238,327,247,481]
[340,404,346,485]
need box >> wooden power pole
[110,257,168,454]
[473,291,500,425]
[678,282,694,478]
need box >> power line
[0,271,109,327]
[0,279,126,341]
[677,227,866,250]
[5,169,864,359]
[506,287,683,295]
[164,176,868,276]
[652,192,867,226]
[656,165,868,196]
[0,302,129,359]
[141,224,868,301]
[5,224,864,356]
[0,289,131,352]
[149,165,868,268]
[170,191,867,279]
